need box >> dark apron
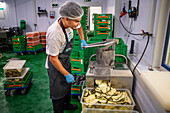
[48,19,73,100]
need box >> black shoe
[63,104,78,110]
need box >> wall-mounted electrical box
[128,0,138,20]
[50,11,55,18]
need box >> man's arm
[49,54,69,76]
[77,26,84,40]
[77,26,88,49]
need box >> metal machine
[83,39,133,92]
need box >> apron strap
[60,19,68,43]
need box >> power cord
[119,14,152,74]
[119,16,142,36]
[132,34,150,73]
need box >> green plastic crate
[71,81,86,95]
[71,66,85,74]
[94,25,112,31]
[26,44,42,51]
[84,46,97,62]
[12,35,26,42]
[73,38,81,44]
[73,30,79,34]
[4,71,33,89]
[94,20,112,25]
[72,44,81,50]
[13,46,25,52]
[88,37,106,41]
[70,50,84,59]
[94,14,112,20]
[114,37,125,44]
[12,41,26,48]
[70,57,84,66]
[94,30,112,38]
[115,44,127,56]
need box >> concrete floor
[0,50,82,113]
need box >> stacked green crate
[93,14,113,40]
[70,48,85,75]
[70,7,89,76]
[81,6,88,41]
[12,35,26,52]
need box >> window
[162,13,170,71]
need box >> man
[45,1,88,113]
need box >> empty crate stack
[70,7,88,95]
[93,14,113,40]
[81,6,88,41]
[70,6,89,75]
[26,32,42,52]
[39,32,46,49]
[12,35,26,53]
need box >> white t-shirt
[45,18,73,68]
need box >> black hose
[119,16,150,74]
[132,34,150,74]
[119,16,142,35]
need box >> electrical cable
[119,15,151,74]
[132,34,150,73]
[119,16,142,35]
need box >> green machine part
[20,20,26,35]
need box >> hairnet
[59,1,84,19]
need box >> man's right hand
[65,73,75,83]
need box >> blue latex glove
[81,40,88,50]
[65,73,75,83]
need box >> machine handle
[14,42,19,44]
[71,88,80,91]
[9,84,22,88]
[13,38,19,40]
[98,22,109,24]
[71,58,82,62]
[98,32,108,35]
[98,27,108,29]
[82,40,115,49]
[71,67,82,72]
[97,16,108,18]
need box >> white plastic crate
[81,88,135,110]
[81,108,139,113]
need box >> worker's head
[59,1,84,29]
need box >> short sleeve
[46,31,62,56]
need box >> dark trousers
[52,88,71,113]
[47,69,71,113]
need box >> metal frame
[162,12,170,71]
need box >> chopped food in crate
[83,80,132,105]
